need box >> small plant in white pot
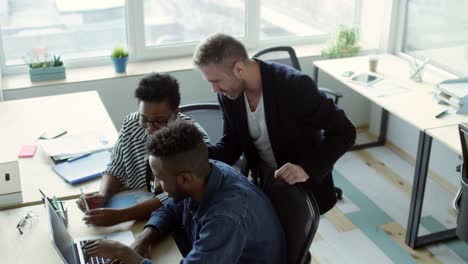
[111,47,128,73]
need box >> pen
[53,196,60,210]
[80,188,90,212]
[39,189,57,211]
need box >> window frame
[395,0,466,77]
[1,0,361,75]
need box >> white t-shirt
[244,92,277,169]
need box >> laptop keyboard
[79,240,111,264]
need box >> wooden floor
[309,134,467,263]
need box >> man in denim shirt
[84,121,286,264]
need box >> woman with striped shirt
[77,73,209,226]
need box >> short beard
[226,79,246,100]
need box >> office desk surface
[314,54,468,131]
[426,125,462,154]
[0,200,181,263]
[0,92,118,209]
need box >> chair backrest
[459,124,468,170]
[457,123,468,242]
[263,179,320,264]
[180,103,248,174]
[253,46,342,104]
[253,46,302,71]
[179,103,223,144]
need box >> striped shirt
[104,112,210,200]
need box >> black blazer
[208,60,356,214]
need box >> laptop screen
[46,199,79,264]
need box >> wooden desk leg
[405,131,457,248]
[406,131,432,248]
[351,109,389,150]
[377,109,389,145]
[313,66,319,84]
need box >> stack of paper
[369,80,409,97]
[38,130,114,162]
[433,78,468,114]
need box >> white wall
[3,69,216,128]
[0,66,3,101]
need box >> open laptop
[45,198,134,264]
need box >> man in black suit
[193,33,356,214]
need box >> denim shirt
[142,160,286,264]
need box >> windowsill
[1,56,196,91]
[1,43,371,91]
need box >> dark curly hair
[146,120,209,178]
[134,73,181,110]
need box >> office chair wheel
[335,187,343,200]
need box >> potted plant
[111,47,128,73]
[25,52,66,82]
[321,25,360,59]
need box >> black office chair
[456,123,468,243]
[179,103,247,173]
[263,178,320,264]
[253,46,344,200]
[179,103,223,143]
[253,46,343,104]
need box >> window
[260,0,356,40]
[403,0,468,76]
[143,0,245,47]
[1,0,360,73]
[0,0,126,66]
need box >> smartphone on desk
[39,129,67,140]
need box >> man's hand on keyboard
[84,239,144,264]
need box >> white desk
[314,54,467,248]
[314,54,467,131]
[426,125,461,155]
[0,92,118,209]
[0,200,181,263]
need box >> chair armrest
[318,87,343,104]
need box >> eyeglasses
[139,111,177,128]
[16,211,38,235]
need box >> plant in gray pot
[26,53,66,82]
[321,25,360,59]
[111,47,128,73]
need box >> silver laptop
[45,198,134,264]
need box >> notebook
[52,150,111,184]
[104,190,154,209]
[38,130,113,162]
[45,198,134,264]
